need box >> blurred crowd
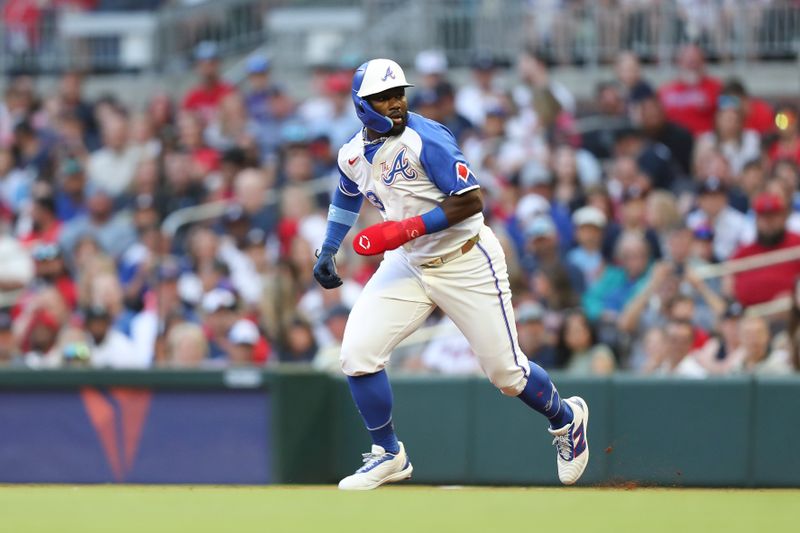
[526,0,799,65]
[1,37,800,377]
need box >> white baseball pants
[340,225,530,396]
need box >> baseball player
[313,59,589,490]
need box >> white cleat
[548,396,590,485]
[338,442,413,491]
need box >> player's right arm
[313,168,364,289]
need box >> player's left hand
[353,217,425,256]
[313,248,343,289]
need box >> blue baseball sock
[517,361,574,429]
[346,370,400,454]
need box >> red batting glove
[353,216,426,256]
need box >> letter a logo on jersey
[380,147,418,185]
[381,67,395,81]
[455,162,472,183]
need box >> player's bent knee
[488,371,527,397]
[340,358,385,376]
[499,382,526,396]
[339,347,386,376]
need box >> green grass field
[2,485,796,533]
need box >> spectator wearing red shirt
[181,41,235,122]
[732,193,800,307]
[658,45,722,136]
[768,104,800,167]
[177,112,220,175]
[19,190,62,248]
[16,243,78,312]
[722,79,774,136]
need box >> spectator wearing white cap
[227,319,262,366]
[567,206,608,287]
[521,215,585,296]
[201,288,265,364]
[509,161,574,257]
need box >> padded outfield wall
[0,369,797,487]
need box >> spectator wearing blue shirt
[54,158,88,222]
[244,55,275,124]
[59,184,137,260]
[583,230,652,322]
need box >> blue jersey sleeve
[419,122,480,196]
[321,169,364,253]
[338,166,361,197]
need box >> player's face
[368,88,408,135]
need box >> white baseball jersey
[336,113,531,396]
[336,112,484,266]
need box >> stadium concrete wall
[0,370,797,487]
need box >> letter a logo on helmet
[381,67,396,81]
[352,59,413,134]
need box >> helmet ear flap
[353,94,393,134]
